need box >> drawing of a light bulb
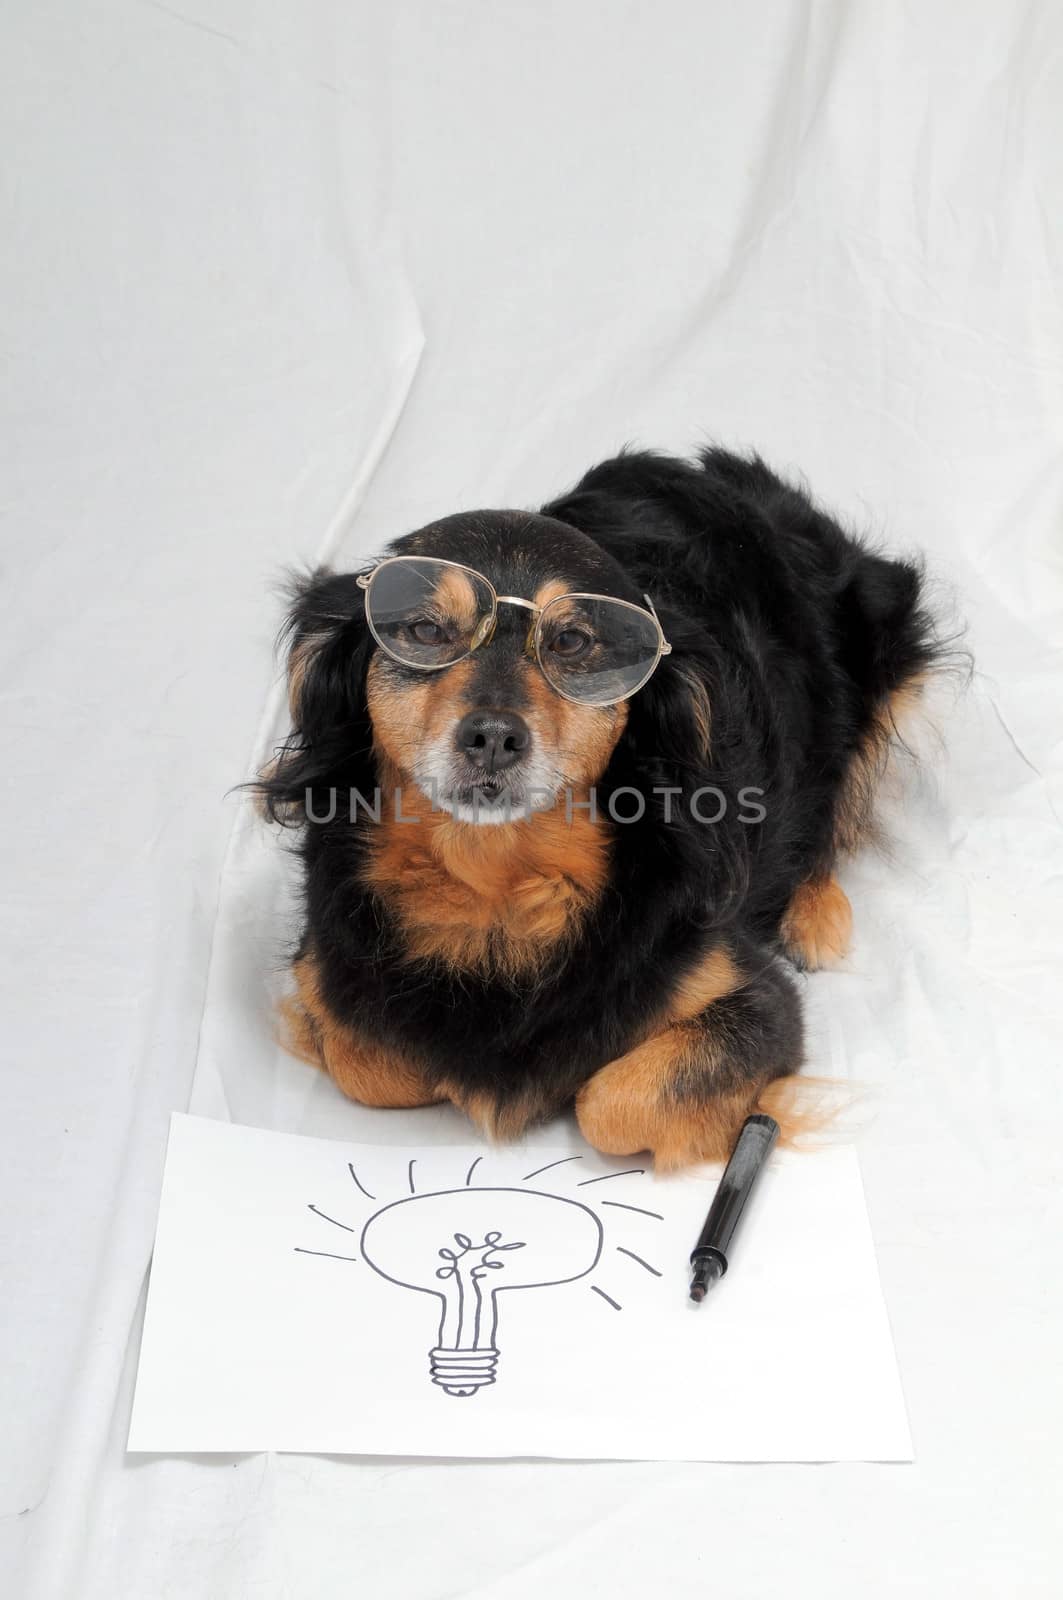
[360,1186,604,1396]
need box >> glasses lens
[365,558,494,668]
[537,596,663,705]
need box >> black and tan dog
[257,447,940,1168]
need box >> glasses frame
[357,554,672,707]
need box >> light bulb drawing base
[429,1346,499,1397]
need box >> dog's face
[363,511,640,822]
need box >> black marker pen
[689,1113,779,1302]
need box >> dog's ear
[625,649,713,787]
[256,567,375,823]
[667,662,712,765]
[280,567,372,736]
[618,644,753,922]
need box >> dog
[257,447,941,1168]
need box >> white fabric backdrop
[2,2,1060,1595]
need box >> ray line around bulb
[407,1159,416,1194]
[347,1163,376,1201]
[293,1247,360,1263]
[590,1285,622,1311]
[615,1245,662,1277]
[520,1155,584,1181]
[576,1168,646,1187]
[600,1200,664,1220]
[307,1204,356,1232]
[464,1156,483,1186]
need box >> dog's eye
[549,628,592,659]
[408,618,448,646]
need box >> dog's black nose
[454,710,531,774]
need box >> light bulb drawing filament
[430,1230,524,1391]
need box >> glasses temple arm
[643,593,672,654]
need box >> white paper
[128,1114,911,1462]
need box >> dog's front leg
[575,956,803,1170]
[281,956,443,1109]
[318,1030,444,1109]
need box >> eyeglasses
[357,555,672,707]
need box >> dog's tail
[756,1073,850,1150]
[836,545,944,709]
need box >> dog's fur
[256,447,942,1168]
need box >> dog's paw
[780,875,852,971]
[575,1034,751,1171]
